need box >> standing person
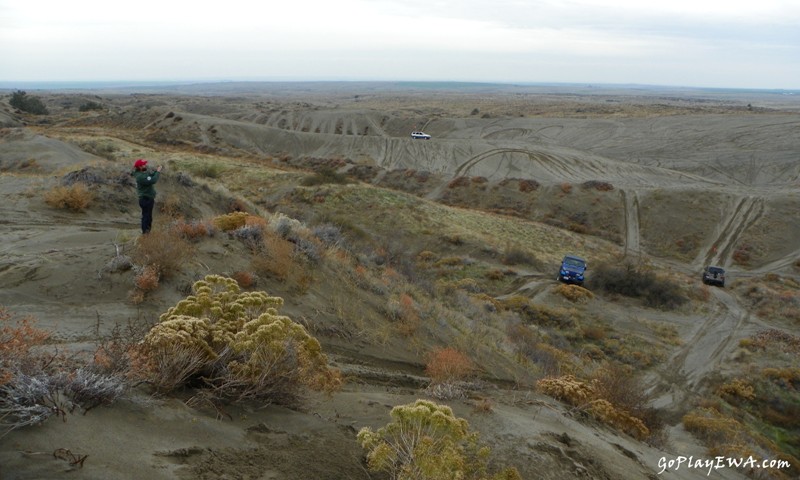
[131,159,163,234]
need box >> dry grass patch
[43,183,93,211]
[251,230,295,281]
[554,284,594,303]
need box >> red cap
[134,159,148,168]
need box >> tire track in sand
[695,196,764,268]
[649,288,758,411]
[620,189,641,256]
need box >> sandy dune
[1,83,798,479]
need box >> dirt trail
[648,287,768,414]
[621,189,641,256]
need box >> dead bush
[172,219,212,240]
[251,231,295,281]
[159,193,183,219]
[0,308,50,386]
[0,308,128,434]
[425,347,475,384]
[132,229,194,279]
[43,183,93,211]
[231,271,257,289]
[134,265,159,292]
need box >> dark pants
[139,196,155,233]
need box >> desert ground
[0,82,798,479]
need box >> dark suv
[702,266,726,287]
[557,255,587,286]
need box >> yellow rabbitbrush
[358,399,521,480]
[142,275,341,403]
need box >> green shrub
[78,101,104,112]
[589,263,687,309]
[9,90,48,115]
[358,399,521,480]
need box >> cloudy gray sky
[1,0,798,89]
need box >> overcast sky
[1,0,798,89]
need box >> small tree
[9,90,48,115]
[358,399,521,480]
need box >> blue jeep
[557,255,587,286]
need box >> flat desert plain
[0,82,799,480]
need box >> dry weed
[134,265,160,292]
[0,309,50,385]
[231,271,257,288]
[43,183,93,211]
[212,211,250,231]
[717,379,756,402]
[171,219,211,240]
[425,347,475,384]
[251,231,295,281]
[132,229,193,279]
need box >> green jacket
[131,169,161,199]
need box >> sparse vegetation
[5,87,800,478]
[537,371,652,440]
[0,308,127,436]
[736,275,800,324]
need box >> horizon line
[0,79,797,93]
